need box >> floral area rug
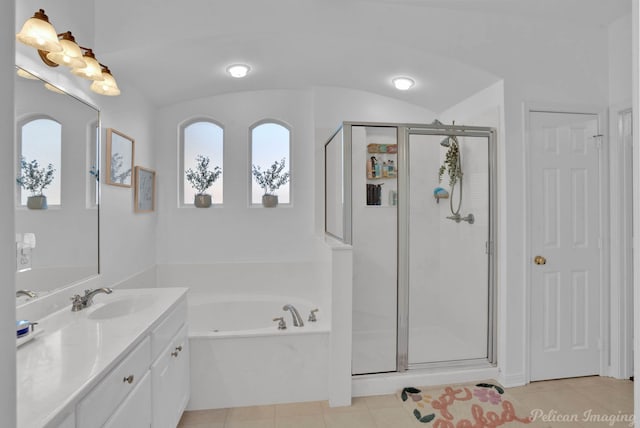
[399,382,532,427]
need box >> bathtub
[186,293,331,410]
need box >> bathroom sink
[87,295,154,320]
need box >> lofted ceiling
[92,0,631,111]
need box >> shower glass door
[399,127,496,369]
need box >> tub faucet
[16,289,36,299]
[71,288,113,311]
[283,304,304,327]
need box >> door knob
[534,255,547,265]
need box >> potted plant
[185,155,222,208]
[16,157,55,209]
[438,138,461,187]
[252,158,290,207]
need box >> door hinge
[485,241,494,255]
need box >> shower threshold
[352,361,499,398]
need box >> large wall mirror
[14,67,100,302]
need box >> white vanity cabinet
[17,288,190,428]
[76,338,151,427]
[151,324,190,428]
[75,297,189,428]
[104,372,152,428]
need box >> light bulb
[226,64,251,78]
[392,77,415,91]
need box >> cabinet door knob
[175,345,183,352]
[171,350,179,358]
[123,375,134,384]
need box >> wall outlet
[17,246,32,272]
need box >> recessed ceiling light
[227,64,251,78]
[392,77,415,91]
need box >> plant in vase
[185,155,222,208]
[16,157,55,209]
[252,158,290,207]
[438,138,461,187]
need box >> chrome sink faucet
[283,304,304,327]
[71,288,113,311]
[16,289,36,298]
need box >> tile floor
[178,376,633,427]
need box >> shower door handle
[533,255,547,265]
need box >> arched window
[18,117,62,206]
[180,120,224,205]
[250,121,291,205]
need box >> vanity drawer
[76,337,151,428]
[151,297,187,360]
[104,371,151,428]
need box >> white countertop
[17,287,188,428]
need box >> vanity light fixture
[227,64,251,78]
[90,66,121,96]
[16,9,119,96]
[15,9,62,53]
[70,49,104,81]
[392,76,415,91]
[45,32,86,69]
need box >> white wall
[491,23,609,386]
[610,15,633,107]
[97,89,157,288]
[1,2,16,425]
[608,13,634,380]
[155,89,316,264]
[632,0,639,420]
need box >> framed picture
[106,128,135,187]
[134,166,156,213]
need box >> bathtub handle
[273,317,287,330]
[308,308,319,322]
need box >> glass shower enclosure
[325,121,497,374]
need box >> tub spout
[283,304,304,327]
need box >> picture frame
[134,166,156,213]
[106,128,135,187]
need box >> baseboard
[497,371,527,388]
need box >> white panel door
[529,111,601,381]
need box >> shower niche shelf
[366,143,397,206]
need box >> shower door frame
[397,124,498,371]
[324,121,497,374]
